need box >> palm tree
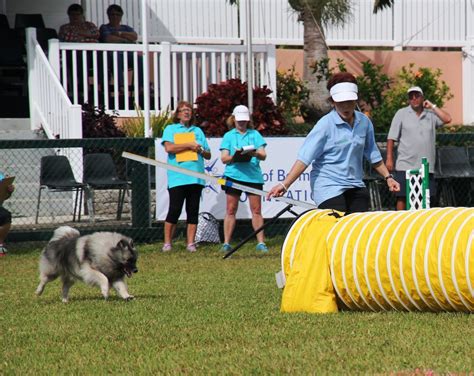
[228,0,395,122]
[286,0,394,121]
[286,0,352,121]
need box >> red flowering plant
[194,79,287,136]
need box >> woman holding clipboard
[220,105,268,253]
[161,101,211,252]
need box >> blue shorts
[221,176,263,197]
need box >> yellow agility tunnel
[280,207,473,313]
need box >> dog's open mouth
[123,265,138,278]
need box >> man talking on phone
[385,86,452,210]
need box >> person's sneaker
[0,245,8,257]
[256,242,269,253]
[162,243,172,252]
[220,243,232,252]
[186,243,197,253]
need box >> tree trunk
[301,9,331,123]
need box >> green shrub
[276,65,309,121]
[121,105,173,138]
[81,103,124,138]
[310,57,347,83]
[369,63,453,132]
[356,60,391,116]
[285,122,314,136]
[311,59,453,133]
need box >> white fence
[47,40,276,116]
[85,0,473,48]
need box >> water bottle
[0,172,4,181]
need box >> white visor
[329,82,358,102]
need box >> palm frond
[373,0,394,13]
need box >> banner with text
[154,137,314,220]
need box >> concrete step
[0,118,31,132]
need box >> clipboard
[232,149,252,163]
[0,176,15,203]
[174,133,198,162]
[232,145,255,163]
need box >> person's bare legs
[248,194,264,243]
[163,221,176,245]
[396,198,406,211]
[186,223,197,245]
[224,193,239,244]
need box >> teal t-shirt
[220,128,266,184]
[161,123,210,188]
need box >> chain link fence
[1,133,472,244]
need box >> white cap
[329,82,358,102]
[232,105,250,121]
[407,86,423,95]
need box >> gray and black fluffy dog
[35,226,138,302]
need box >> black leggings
[318,187,370,214]
[0,207,12,226]
[165,184,203,224]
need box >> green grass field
[1,238,472,375]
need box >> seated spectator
[58,4,100,98]
[99,4,143,92]
[99,4,137,44]
[59,3,99,43]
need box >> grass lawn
[1,238,472,375]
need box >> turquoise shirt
[297,110,382,206]
[161,123,210,188]
[220,128,266,184]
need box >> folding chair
[14,13,45,29]
[83,153,130,221]
[36,155,87,224]
[436,146,473,206]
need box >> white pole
[246,0,253,114]
[141,0,151,137]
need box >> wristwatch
[384,174,394,181]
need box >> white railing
[85,0,473,48]
[48,41,276,116]
[26,28,84,190]
[26,28,82,139]
[462,38,474,124]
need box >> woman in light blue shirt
[220,105,268,252]
[267,72,399,213]
[161,101,211,252]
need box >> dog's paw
[61,298,69,303]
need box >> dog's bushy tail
[50,226,80,242]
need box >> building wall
[276,49,463,125]
[3,0,76,30]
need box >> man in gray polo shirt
[386,86,452,210]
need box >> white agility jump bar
[122,151,317,210]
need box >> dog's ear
[117,239,129,249]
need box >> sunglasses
[408,92,422,99]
